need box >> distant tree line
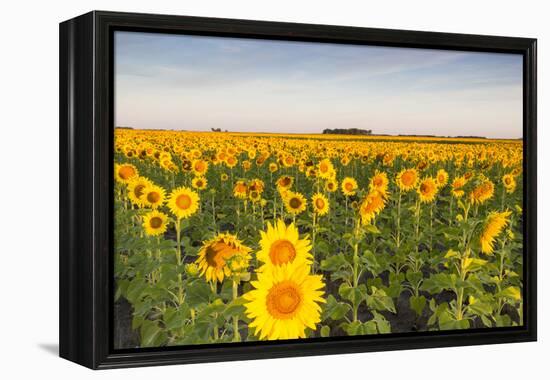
[322,128,372,135]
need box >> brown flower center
[149,217,163,229]
[289,197,302,209]
[147,191,160,203]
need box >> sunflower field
[113,128,523,348]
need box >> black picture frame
[59,10,537,369]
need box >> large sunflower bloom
[141,183,166,209]
[257,219,312,268]
[142,210,168,236]
[195,233,251,283]
[470,180,495,205]
[341,177,358,196]
[276,175,294,190]
[244,262,325,340]
[192,176,208,190]
[451,176,467,198]
[127,176,152,207]
[192,159,209,176]
[168,186,200,219]
[436,169,449,187]
[480,210,512,254]
[396,168,418,191]
[311,193,329,216]
[369,171,389,198]
[417,177,438,203]
[233,180,248,199]
[284,191,307,215]
[317,158,334,180]
[502,174,517,193]
[359,190,386,225]
[115,163,138,184]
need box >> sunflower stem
[352,218,361,322]
[312,211,317,272]
[232,279,240,342]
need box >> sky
[115,31,523,138]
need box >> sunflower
[115,163,138,183]
[284,191,307,215]
[248,178,265,194]
[311,193,329,216]
[221,173,229,182]
[140,183,166,209]
[276,175,294,190]
[242,160,252,171]
[417,177,438,203]
[249,190,262,203]
[502,174,517,193]
[225,156,238,168]
[317,158,334,179]
[325,179,338,193]
[436,169,449,187]
[269,163,278,173]
[257,219,312,268]
[127,176,152,207]
[192,159,208,176]
[341,177,358,196]
[359,190,386,225]
[470,180,495,205]
[244,262,325,340]
[480,210,512,254]
[282,155,295,168]
[142,210,168,236]
[195,233,251,283]
[396,168,418,191]
[168,186,200,219]
[451,176,467,198]
[233,180,248,199]
[369,171,389,198]
[192,176,208,190]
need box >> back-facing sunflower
[195,232,251,283]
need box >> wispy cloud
[115,32,523,138]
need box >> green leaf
[361,250,382,275]
[164,305,191,330]
[409,295,426,316]
[223,297,247,319]
[320,254,350,272]
[140,320,167,347]
[320,325,331,338]
[366,287,396,313]
[186,280,213,308]
[339,283,367,307]
[322,295,352,321]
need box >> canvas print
[113,31,524,349]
